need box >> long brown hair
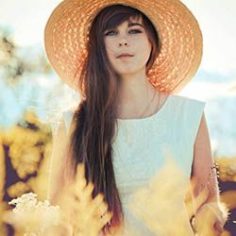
[67,4,161,234]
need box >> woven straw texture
[44,0,203,93]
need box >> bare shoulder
[194,112,209,147]
[192,111,212,179]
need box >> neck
[117,70,159,118]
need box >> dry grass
[2,158,230,236]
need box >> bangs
[103,13,142,31]
[96,4,143,33]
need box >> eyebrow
[104,22,144,33]
[128,22,144,28]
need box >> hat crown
[44,0,203,93]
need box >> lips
[117,53,134,58]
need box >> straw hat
[44,0,203,94]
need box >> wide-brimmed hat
[44,0,203,94]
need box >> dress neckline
[117,94,173,122]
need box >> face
[103,17,152,77]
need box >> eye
[129,29,142,34]
[104,30,117,36]
[103,28,143,36]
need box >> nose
[118,38,128,47]
[119,42,128,46]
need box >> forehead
[128,15,143,23]
[102,12,144,32]
[118,16,143,27]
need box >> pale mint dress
[62,94,206,236]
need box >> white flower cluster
[7,192,61,235]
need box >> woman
[44,1,226,235]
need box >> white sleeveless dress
[62,94,206,236]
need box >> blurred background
[0,0,235,235]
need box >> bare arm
[192,112,219,203]
[191,112,227,234]
[47,117,73,204]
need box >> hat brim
[44,0,203,93]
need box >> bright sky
[182,0,236,76]
[1,0,236,76]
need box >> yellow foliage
[0,112,235,236]
[216,157,236,182]
[0,138,5,200]
[220,190,236,209]
[0,138,7,235]
[7,181,31,199]
[2,158,231,236]
[0,201,8,236]
[193,201,229,236]
[0,110,52,180]
[27,143,53,200]
[189,178,229,236]
[0,110,53,234]
[128,157,195,235]
[3,192,60,236]
[58,164,114,236]
[9,145,41,178]
[3,164,116,236]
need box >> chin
[115,66,145,76]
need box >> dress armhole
[185,98,206,146]
[62,110,75,136]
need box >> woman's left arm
[191,112,228,235]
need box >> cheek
[104,39,116,62]
[104,38,114,53]
[136,38,152,61]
